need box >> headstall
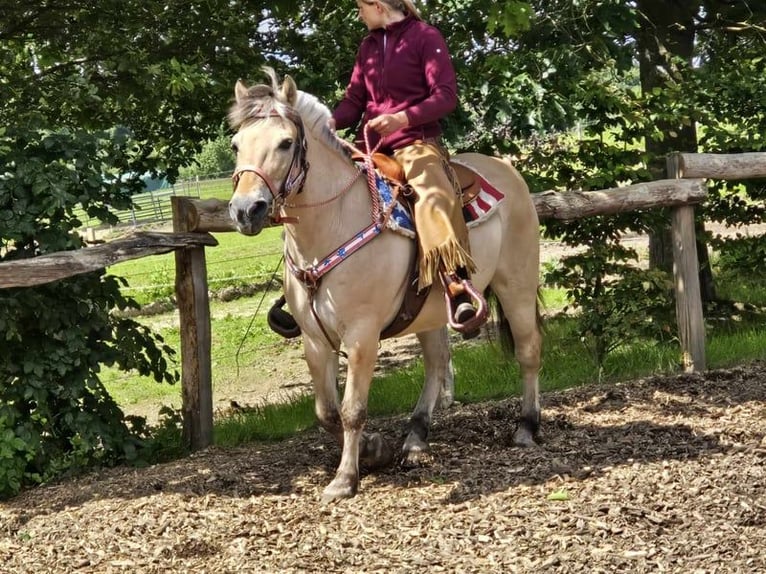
[231,108,310,223]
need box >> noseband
[231,108,310,221]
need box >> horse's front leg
[402,327,452,466]
[322,335,388,502]
[304,336,342,443]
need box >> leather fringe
[418,238,477,291]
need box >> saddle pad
[451,161,506,228]
[373,171,416,238]
[371,163,505,237]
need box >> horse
[228,69,542,502]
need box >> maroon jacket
[332,16,457,154]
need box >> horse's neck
[283,141,373,264]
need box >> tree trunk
[636,0,717,300]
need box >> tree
[0,0,280,496]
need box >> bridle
[231,108,310,223]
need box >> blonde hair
[378,0,423,21]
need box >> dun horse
[228,69,542,502]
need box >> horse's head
[227,68,309,235]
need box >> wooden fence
[1,152,765,450]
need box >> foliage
[0,1,273,497]
[545,216,676,371]
[0,275,178,499]
[711,233,766,279]
[179,131,236,179]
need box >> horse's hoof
[401,444,433,468]
[321,478,357,503]
[512,426,539,448]
[360,432,395,470]
[401,432,432,468]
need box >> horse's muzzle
[229,196,269,235]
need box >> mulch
[1,361,765,573]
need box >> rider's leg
[392,141,487,334]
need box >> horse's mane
[294,91,352,159]
[228,68,351,160]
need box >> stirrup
[440,273,488,335]
[267,295,301,339]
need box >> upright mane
[227,68,288,129]
[228,67,351,160]
[294,90,352,159]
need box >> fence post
[171,196,214,450]
[667,153,706,372]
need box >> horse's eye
[278,138,294,151]
[231,143,239,154]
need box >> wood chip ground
[2,361,765,573]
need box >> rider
[331,0,486,334]
[268,0,486,338]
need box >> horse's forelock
[227,73,351,160]
[228,82,290,130]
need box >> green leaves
[487,1,533,37]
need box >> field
[103,222,766,437]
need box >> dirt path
[2,361,765,572]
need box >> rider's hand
[368,112,409,136]
[327,118,337,132]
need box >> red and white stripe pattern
[464,175,505,227]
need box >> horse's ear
[280,75,298,106]
[234,80,249,104]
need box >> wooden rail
[0,232,217,288]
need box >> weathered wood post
[172,196,215,450]
[667,153,706,372]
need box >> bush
[0,123,179,499]
[544,217,676,373]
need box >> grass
[214,395,317,443]
[110,225,284,305]
[715,273,766,304]
[208,314,766,448]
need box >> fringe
[418,238,477,290]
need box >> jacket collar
[370,14,415,36]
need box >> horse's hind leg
[492,281,542,447]
[402,327,453,465]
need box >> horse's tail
[486,287,545,358]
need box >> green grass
[715,273,766,304]
[214,395,317,443]
[109,225,284,305]
[103,298,288,409]
[208,313,766,447]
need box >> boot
[453,292,481,340]
[441,269,487,338]
[267,295,301,339]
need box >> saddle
[352,151,484,206]
[355,152,488,339]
